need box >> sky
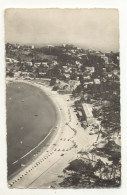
[5,8,119,52]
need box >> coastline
[7,79,63,180]
[8,79,99,188]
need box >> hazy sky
[5,9,119,52]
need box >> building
[26,62,33,66]
[94,79,101,85]
[102,56,109,64]
[34,63,41,67]
[82,103,94,125]
[83,75,91,81]
[31,45,34,49]
[63,73,70,81]
[85,67,95,74]
[14,71,21,78]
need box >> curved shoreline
[8,79,100,188]
[7,80,62,179]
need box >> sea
[6,82,57,177]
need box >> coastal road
[27,149,76,188]
[8,81,98,188]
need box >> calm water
[7,82,57,176]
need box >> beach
[7,81,59,178]
[8,79,99,188]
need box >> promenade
[8,81,98,188]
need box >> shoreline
[7,78,99,188]
[7,79,62,180]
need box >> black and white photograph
[5,8,120,189]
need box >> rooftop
[82,103,93,118]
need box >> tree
[103,166,110,180]
[49,65,61,78]
[109,155,121,182]
[94,159,105,179]
[50,77,56,86]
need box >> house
[26,62,33,66]
[75,61,82,68]
[41,63,49,72]
[112,69,119,76]
[102,56,109,64]
[6,58,13,63]
[52,60,58,66]
[117,56,120,60]
[63,73,70,81]
[107,74,113,81]
[63,44,66,47]
[62,66,72,74]
[85,67,95,74]
[6,58,13,66]
[96,52,105,57]
[83,75,91,81]
[14,71,21,78]
[62,66,68,73]
[105,63,116,70]
[83,81,94,86]
[6,58,19,65]
[95,52,109,64]
[21,72,29,77]
[102,68,107,72]
[38,72,47,78]
[48,45,54,48]
[34,63,41,67]
[94,79,101,85]
[31,45,34,49]
[69,80,80,90]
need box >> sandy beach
[7,81,59,178]
[8,79,99,188]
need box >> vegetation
[59,159,121,188]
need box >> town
[6,43,120,188]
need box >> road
[8,83,98,188]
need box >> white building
[82,103,94,125]
[94,79,101,85]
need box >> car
[89,132,94,135]
[61,154,64,156]
[93,142,98,146]
[101,140,106,144]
